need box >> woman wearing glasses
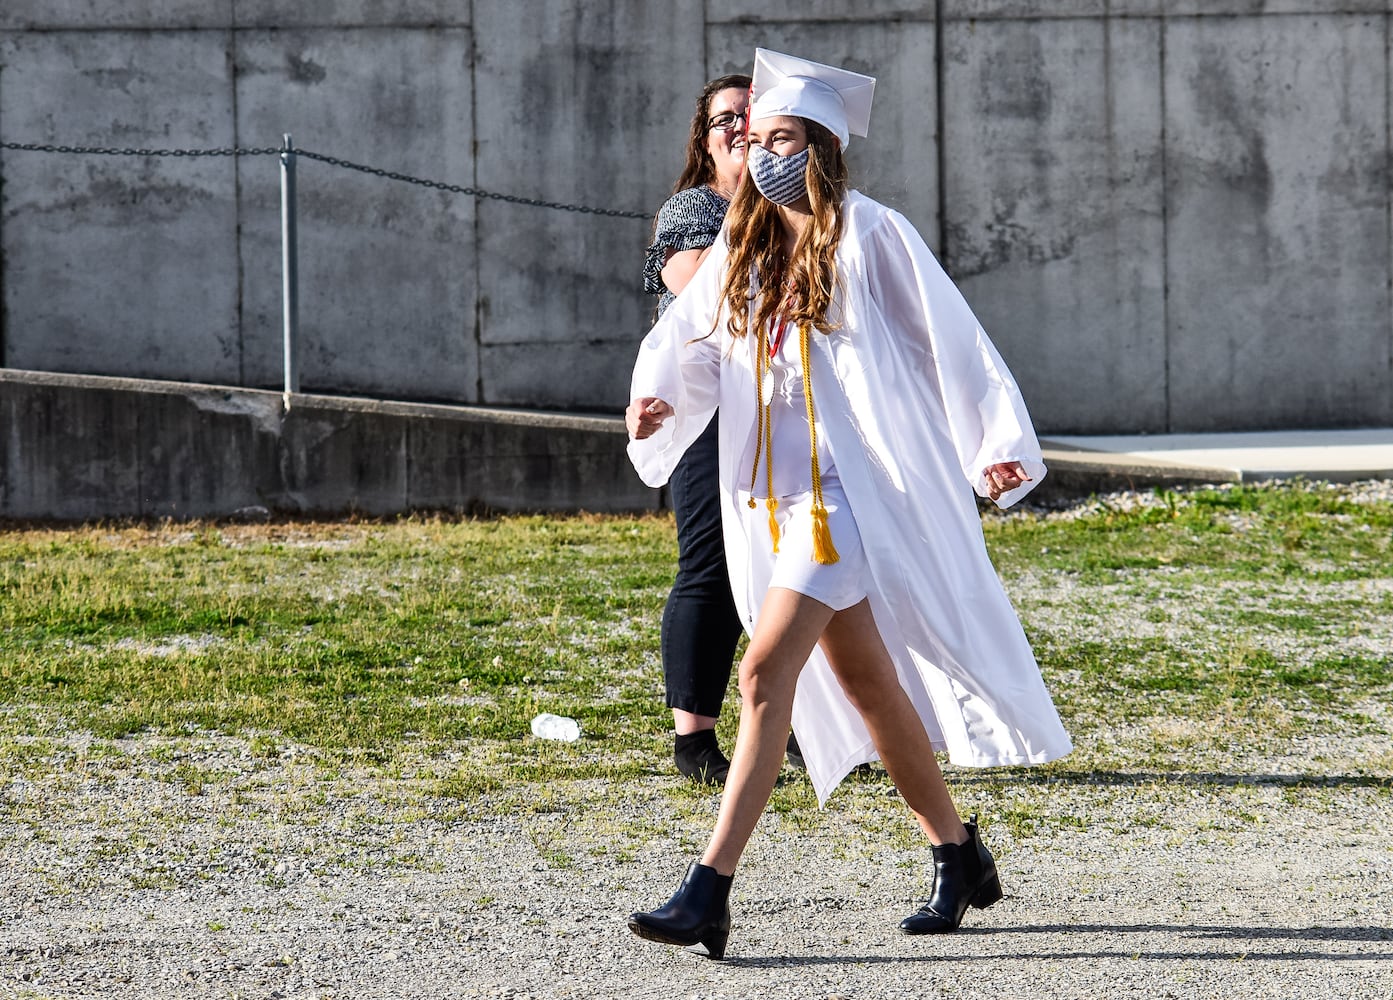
[640,74,752,785]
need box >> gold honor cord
[799,322,840,565]
[746,316,840,566]
[748,320,781,552]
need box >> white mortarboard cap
[749,48,876,149]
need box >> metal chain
[0,140,652,220]
[293,148,650,219]
[0,142,279,157]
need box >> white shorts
[742,481,869,612]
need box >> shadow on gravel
[722,923,1393,969]
[1004,924,1393,942]
[953,770,1392,789]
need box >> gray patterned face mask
[747,143,810,206]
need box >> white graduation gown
[628,191,1073,805]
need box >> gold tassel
[799,323,839,565]
[811,505,839,565]
[766,496,781,552]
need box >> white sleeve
[862,212,1046,508]
[626,232,728,487]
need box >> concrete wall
[0,369,655,521]
[1,3,1390,434]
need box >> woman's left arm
[982,461,1032,502]
[862,212,1046,508]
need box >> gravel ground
[3,750,1389,1000]
[3,484,1391,1000]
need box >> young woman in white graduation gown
[624,50,1072,959]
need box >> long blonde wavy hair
[718,118,848,340]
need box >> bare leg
[700,587,833,876]
[818,599,968,846]
[672,709,720,736]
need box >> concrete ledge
[1043,430,1393,486]
[10,369,1368,524]
[0,369,660,521]
[1033,443,1240,503]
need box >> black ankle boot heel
[695,923,730,960]
[972,871,1004,909]
[900,814,1001,935]
[628,862,734,960]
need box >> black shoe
[785,731,806,770]
[899,814,1003,934]
[627,862,733,960]
[674,730,729,785]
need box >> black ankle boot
[899,814,1003,934]
[628,862,734,959]
[674,730,729,785]
[785,731,806,771]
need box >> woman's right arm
[625,397,675,440]
[644,189,722,296]
[628,233,729,487]
[659,245,713,296]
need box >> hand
[626,397,673,440]
[983,461,1031,502]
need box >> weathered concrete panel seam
[0,52,7,369]
[934,0,948,259]
[1159,14,1172,432]
[230,21,245,387]
[468,0,483,405]
[1386,12,1393,411]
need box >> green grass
[983,481,1393,582]
[1,481,1390,831]
[0,515,676,751]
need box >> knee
[830,663,895,716]
[737,652,792,710]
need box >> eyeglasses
[707,110,749,132]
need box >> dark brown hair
[719,118,848,340]
[669,73,753,195]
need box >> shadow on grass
[953,769,1392,790]
[722,922,1393,969]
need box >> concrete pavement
[1035,427,1393,501]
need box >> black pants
[661,414,744,718]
